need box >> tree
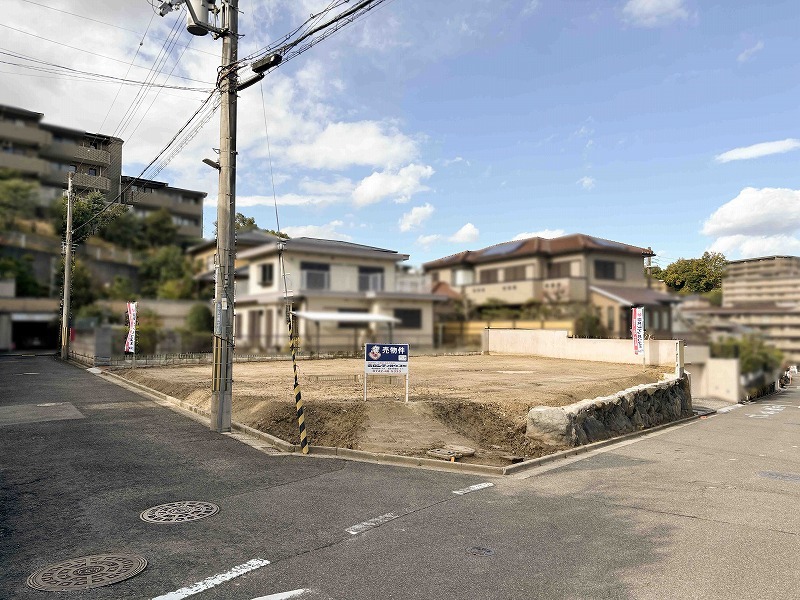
[51,191,126,244]
[97,208,145,250]
[56,258,96,310]
[660,252,726,294]
[0,255,44,297]
[142,208,179,247]
[213,213,289,238]
[573,308,608,338]
[104,275,135,301]
[186,303,214,332]
[711,335,783,375]
[0,170,39,230]
[139,245,194,298]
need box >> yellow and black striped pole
[288,314,309,454]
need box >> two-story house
[234,237,444,352]
[423,233,678,338]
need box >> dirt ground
[116,354,664,466]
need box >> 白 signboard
[365,343,409,375]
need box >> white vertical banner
[632,306,644,356]
[125,301,137,354]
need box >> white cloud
[443,156,466,166]
[708,234,800,259]
[512,229,566,240]
[622,0,689,28]
[282,220,353,241]
[298,176,355,195]
[284,121,418,170]
[522,1,540,16]
[577,176,596,190]
[702,187,800,259]
[449,223,479,243]
[416,234,442,248]
[233,193,341,208]
[399,203,435,232]
[702,187,800,237]
[738,41,764,63]
[715,139,800,163]
[352,164,434,207]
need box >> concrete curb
[94,366,711,478]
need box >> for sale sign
[365,343,409,375]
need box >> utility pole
[210,0,238,432]
[60,172,73,360]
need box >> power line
[0,49,212,91]
[0,23,213,85]
[17,0,219,58]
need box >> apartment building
[680,255,800,364]
[234,237,443,352]
[0,103,205,240]
[423,233,677,338]
[121,176,205,240]
[723,256,800,306]
[0,105,122,208]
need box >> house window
[259,263,274,286]
[452,268,474,286]
[301,261,329,290]
[651,309,660,330]
[88,167,98,176]
[358,266,384,291]
[67,164,77,173]
[505,265,526,281]
[607,306,615,330]
[394,308,422,329]
[479,268,499,284]
[547,262,571,279]
[337,308,368,329]
[595,260,624,280]
[430,271,439,283]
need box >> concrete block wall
[482,328,682,367]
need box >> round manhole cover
[466,546,494,556]
[140,500,219,524]
[27,553,147,591]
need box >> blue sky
[4,0,800,268]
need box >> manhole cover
[27,553,147,591]
[466,546,494,556]
[140,500,219,524]
[426,448,463,460]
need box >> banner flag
[632,306,644,356]
[125,301,137,354]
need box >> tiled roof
[590,285,680,307]
[423,233,653,270]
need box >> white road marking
[252,590,309,600]
[717,405,740,414]
[151,558,270,600]
[87,367,102,374]
[346,512,400,535]
[452,482,494,495]
[14,372,39,375]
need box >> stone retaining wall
[526,375,692,447]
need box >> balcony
[465,280,539,305]
[0,121,51,147]
[0,152,47,176]
[73,145,111,166]
[73,172,110,192]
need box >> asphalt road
[2,355,799,599]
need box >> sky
[2,0,800,269]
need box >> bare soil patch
[116,354,664,466]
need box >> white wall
[482,328,682,367]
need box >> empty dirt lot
[117,354,664,466]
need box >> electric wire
[0,23,212,85]
[0,50,212,91]
[17,0,219,58]
[112,6,188,140]
[72,90,219,236]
